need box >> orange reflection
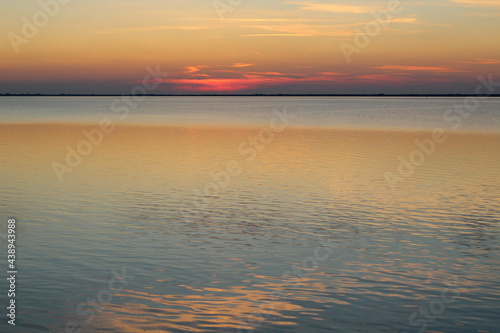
[89,285,306,332]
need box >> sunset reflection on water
[1,122,499,333]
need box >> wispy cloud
[184,66,210,74]
[449,0,500,6]
[152,75,343,92]
[242,24,358,37]
[240,33,314,37]
[131,63,467,92]
[373,65,461,72]
[391,18,418,24]
[319,72,344,76]
[153,72,429,92]
[219,18,322,22]
[213,70,306,76]
[459,58,500,64]
[230,63,255,68]
[466,11,500,16]
[287,1,376,13]
[151,70,426,92]
[236,16,445,38]
[95,26,207,34]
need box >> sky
[0,0,499,94]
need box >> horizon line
[2,93,500,97]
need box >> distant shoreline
[1,94,499,97]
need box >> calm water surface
[0,97,499,332]
[1,96,499,132]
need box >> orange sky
[1,0,499,94]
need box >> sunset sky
[1,0,499,94]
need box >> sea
[0,96,499,332]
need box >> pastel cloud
[155,75,341,92]
[241,24,356,37]
[184,66,210,74]
[288,1,376,13]
[230,63,255,68]
[449,0,500,5]
[135,61,470,93]
[95,26,207,34]
[459,58,500,65]
[373,65,462,72]
[150,70,437,92]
